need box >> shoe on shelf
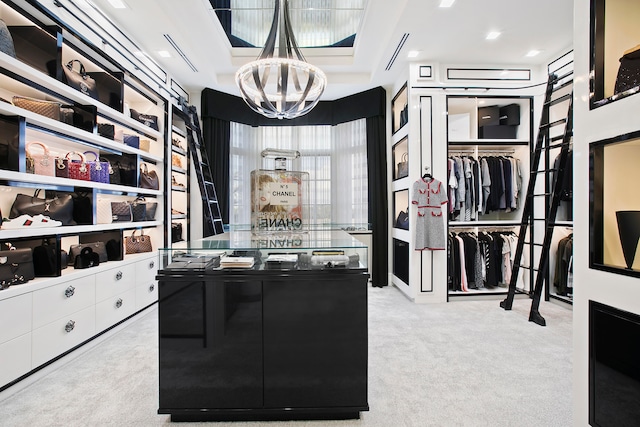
[171,209,185,216]
[171,175,185,187]
[31,214,63,227]
[2,214,63,229]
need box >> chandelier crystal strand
[235,0,327,119]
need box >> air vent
[163,34,198,72]
[385,33,410,71]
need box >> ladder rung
[545,93,572,107]
[531,243,544,247]
[540,118,567,129]
[531,169,556,174]
[531,193,552,197]
[552,78,574,93]
[547,140,572,150]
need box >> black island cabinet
[157,230,369,422]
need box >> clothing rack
[449,149,516,156]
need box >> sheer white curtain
[229,119,367,227]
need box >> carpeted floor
[0,286,573,427]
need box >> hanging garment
[412,177,448,250]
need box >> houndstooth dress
[412,177,448,250]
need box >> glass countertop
[161,229,367,252]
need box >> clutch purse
[12,96,61,120]
[0,245,35,289]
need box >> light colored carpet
[0,286,573,427]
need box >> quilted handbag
[123,134,139,149]
[0,245,35,290]
[139,163,159,190]
[13,96,61,120]
[83,151,109,183]
[9,189,75,225]
[65,152,91,181]
[139,139,151,152]
[69,242,108,264]
[125,229,153,254]
[110,201,132,222]
[129,109,159,131]
[97,123,115,140]
[62,60,99,100]
[25,141,55,176]
[131,200,147,222]
[96,199,113,224]
[0,19,16,58]
[397,152,408,179]
[132,196,157,221]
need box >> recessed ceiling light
[107,0,127,8]
[486,31,501,40]
[526,50,541,57]
[407,50,419,58]
[439,0,455,7]
[158,50,172,58]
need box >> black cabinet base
[162,407,367,422]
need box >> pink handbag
[65,151,91,181]
[26,141,55,176]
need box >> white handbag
[96,199,113,224]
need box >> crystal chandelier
[235,0,327,120]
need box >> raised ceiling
[90,0,574,100]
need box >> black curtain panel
[201,87,388,286]
[201,116,231,224]
[367,116,389,287]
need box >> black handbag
[0,245,35,290]
[106,239,122,261]
[397,152,408,179]
[139,163,159,190]
[9,190,75,225]
[62,60,99,100]
[69,242,108,265]
[130,109,159,131]
[171,222,183,243]
[116,161,137,187]
[98,123,115,140]
[73,247,100,269]
[32,238,59,277]
[72,192,93,225]
[131,201,147,222]
[133,196,158,221]
[111,201,132,222]
[396,209,409,230]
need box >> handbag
[115,161,137,186]
[133,196,157,221]
[0,245,35,290]
[131,200,147,222]
[12,96,61,120]
[123,134,139,149]
[139,163,159,190]
[65,152,91,181]
[96,199,113,224]
[125,229,153,254]
[396,209,409,230]
[55,157,69,178]
[83,151,110,183]
[69,242,108,265]
[139,139,151,152]
[0,19,16,58]
[171,222,183,243]
[62,60,99,100]
[9,190,75,225]
[129,109,159,131]
[26,141,55,176]
[106,239,122,261]
[97,123,115,140]
[99,157,119,185]
[73,247,100,269]
[397,152,408,179]
[172,153,184,169]
[72,192,93,225]
[32,238,59,277]
[110,201,132,222]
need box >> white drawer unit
[31,306,96,368]
[0,293,32,344]
[95,263,137,302]
[136,281,158,310]
[32,276,96,330]
[95,288,137,332]
[0,333,32,387]
[135,256,158,284]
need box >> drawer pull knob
[149,261,155,269]
[64,286,76,298]
[65,320,76,333]
[149,284,155,292]
[115,271,123,281]
[115,298,123,309]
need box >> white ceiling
[92,0,574,100]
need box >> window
[230,119,368,227]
